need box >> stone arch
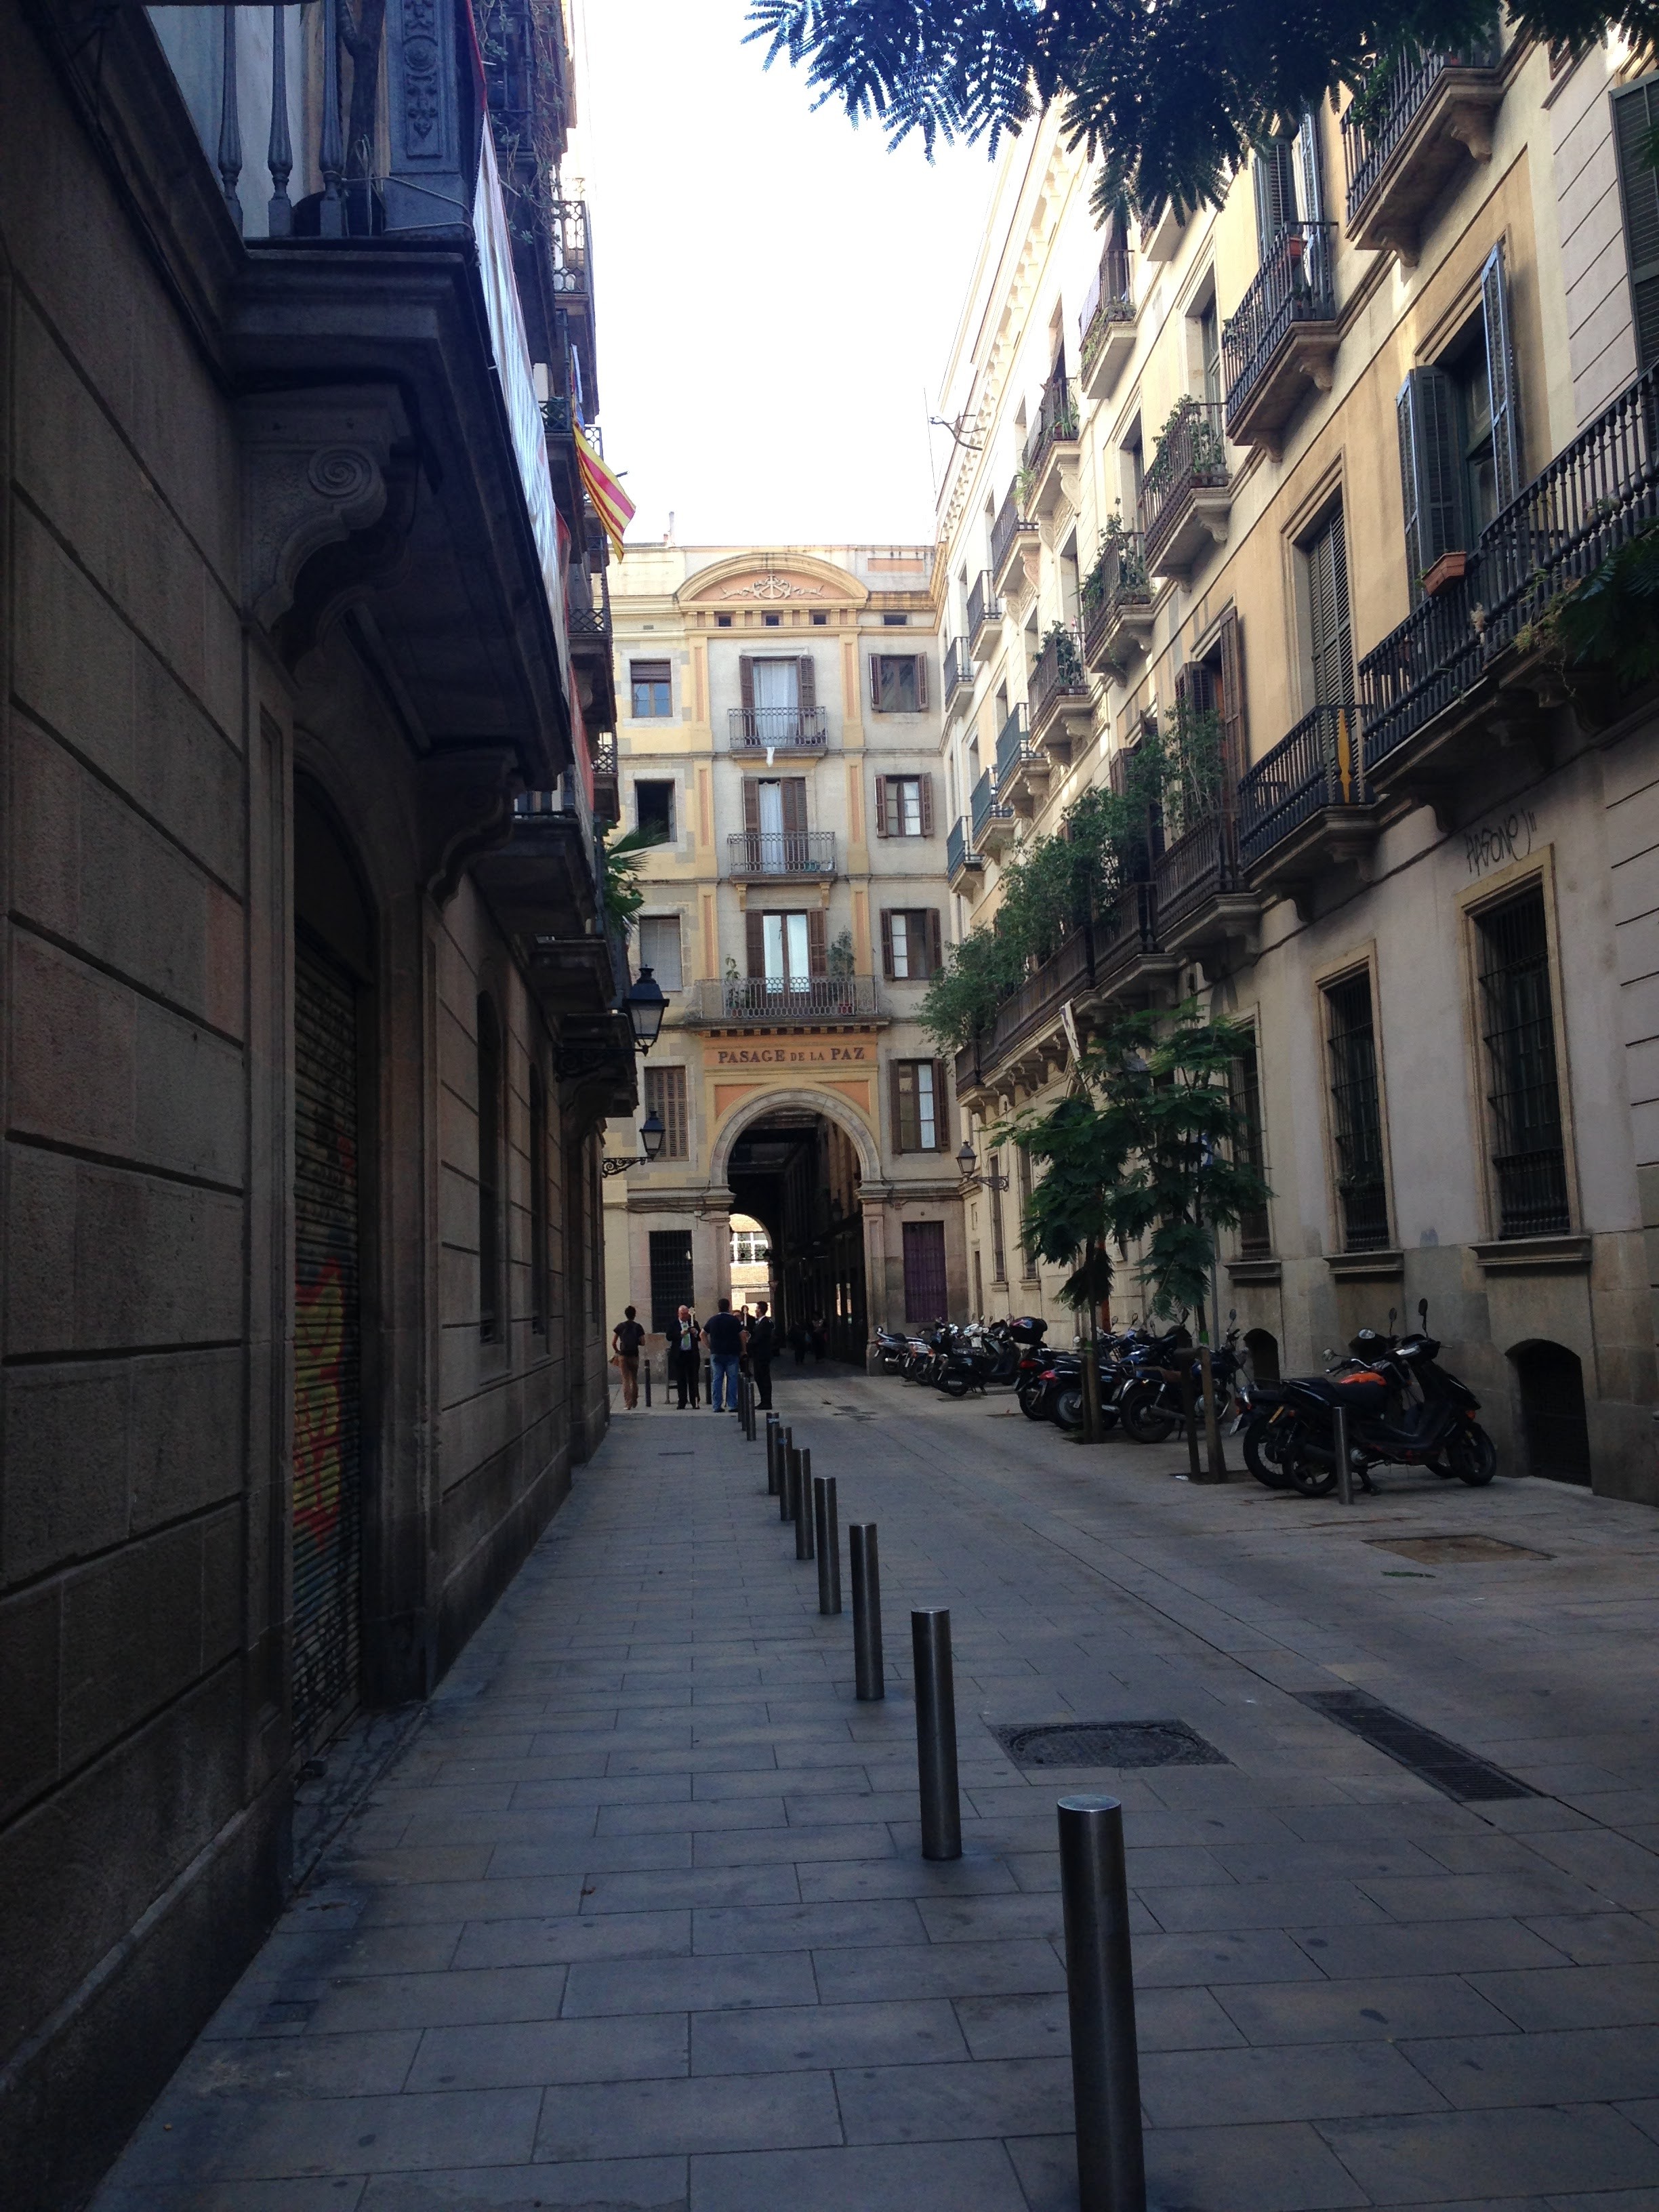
[676,550,869,610]
[708,1085,882,1190]
[1507,1338,1592,1485]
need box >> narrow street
[96,1373,1659,2212]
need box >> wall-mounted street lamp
[601,1109,665,1178]
[625,966,667,1052]
[956,1140,1008,1192]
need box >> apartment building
[935,35,1659,1500]
[602,548,967,1353]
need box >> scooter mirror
[1387,1308,1397,1332]
[1418,1297,1429,1326]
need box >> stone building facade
[0,3,630,2202]
[935,36,1659,1500]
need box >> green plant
[828,928,857,979]
[1147,395,1227,495]
[1548,525,1659,687]
[597,823,668,937]
[1162,695,1225,840]
[1042,621,1084,687]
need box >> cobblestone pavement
[95,1368,1659,2211]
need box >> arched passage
[1509,1339,1592,1486]
[714,1090,876,1362]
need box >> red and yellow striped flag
[574,426,634,558]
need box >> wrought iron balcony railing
[943,636,973,706]
[548,197,592,294]
[688,976,880,1023]
[1222,222,1337,428]
[971,768,1014,841]
[1082,533,1153,669]
[947,817,982,878]
[966,571,1003,648]
[994,705,1038,794]
[1237,704,1370,867]
[1024,375,1080,478]
[1139,403,1229,567]
[990,480,1035,580]
[726,832,836,878]
[1342,37,1504,222]
[1080,249,1134,376]
[1029,626,1090,734]
[1153,812,1242,934]
[726,708,829,752]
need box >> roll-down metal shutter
[292,941,363,1747]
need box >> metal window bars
[1324,974,1391,1251]
[1475,890,1570,1237]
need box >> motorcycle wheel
[1018,1384,1048,1421]
[1121,1383,1179,1446]
[942,1371,971,1398]
[1276,1417,1337,1497]
[1242,1413,1293,1490]
[1054,1385,1085,1431]
[1443,1421,1498,1486]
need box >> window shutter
[915,655,928,710]
[890,1060,909,1153]
[745,909,765,977]
[1480,242,1522,515]
[782,778,808,835]
[1253,138,1296,257]
[798,655,817,713]
[931,1061,947,1149]
[1615,81,1659,369]
[879,909,895,978]
[739,656,756,712]
[926,909,943,977]
[919,774,935,836]
[742,777,760,833]
[873,775,889,836]
[1218,613,1246,795]
[807,908,827,976]
[1395,368,1462,601]
[870,656,883,711]
[1293,107,1324,229]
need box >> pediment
[676,552,869,611]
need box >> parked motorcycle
[1117,1327,1236,1446]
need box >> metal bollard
[1334,1400,1353,1507]
[796,1447,815,1561]
[850,1524,883,1700]
[766,1416,780,1496]
[1057,1796,1147,2212]
[780,1431,795,1522]
[912,1608,961,1860]
[813,1475,842,1615]
[643,1359,651,1408]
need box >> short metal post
[1058,1795,1147,2212]
[814,1475,841,1614]
[851,1523,883,1700]
[796,1446,815,1561]
[912,1608,961,1860]
[766,1416,780,1496]
[780,1431,794,1522]
[1334,1400,1353,1507]
[643,1359,651,1408]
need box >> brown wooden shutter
[807,908,827,975]
[746,910,766,977]
[782,778,808,834]
[926,909,943,976]
[890,1060,907,1152]
[798,655,817,712]
[919,775,934,836]
[879,909,895,978]
[873,775,889,836]
[870,656,882,711]
[742,778,760,833]
[1218,611,1246,796]
[916,655,928,710]
[739,656,756,712]
[932,1059,947,1148]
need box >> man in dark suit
[746,1299,777,1410]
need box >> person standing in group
[670,1305,701,1409]
[747,1298,776,1410]
[704,1296,745,1412]
[611,1305,645,1410]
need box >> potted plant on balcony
[1042,620,1086,691]
[1149,394,1227,491]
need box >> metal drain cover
[1368,1534,1551,1564]
[993,1720,1229,1770]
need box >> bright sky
[571,0,996,548]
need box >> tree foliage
[1549,525,1659,687]
[598,823,668,937]
[747,0,1641,220]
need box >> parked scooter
[1117,1325,1238,1446]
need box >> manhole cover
[993,1721,1229,1770]
[1367,1534,1551,1564]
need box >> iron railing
[985,926,1094,1067]
[1222,222,1337,427]
[726,832,836,877]
[590,733,616,777]
[1153,812,1240,930]
[1024,375,1080,477]
[971,769,1012,841]
[943,636,973,705]
[967,571,1003,643]
[568,559,612,645]
[994,705,1036,793]
[1029,626,1089,729]
[1139,403,1229,562]
[547,197,592,294]
[954,1036,983,1091]
[1342,37,1504,220]
[1237,703,1369,867]
[947,818,980,877]
[1080,249,1135,375]
[990,480,1033,578]
[1092,882,1160,985]
[727,707,829,751]
[1082,533,1153,665]
[691,975,881,1023]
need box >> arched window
[1245,1329,1280,1385]
[477,996,503,1341]
[529,1066,548,1337]
[1509,1340,1591,1486]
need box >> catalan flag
[574,426,635,558]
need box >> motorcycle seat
[1292,1372,1391,1412]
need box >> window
[630,659,672,717]
[649,1229,694,1332]
[870,655,928,714]
[637,914,682,991]
[1396,245,1521,600]
[882,612,909,627]
[529,1067,548,1334]
[874,774,933,838]
[811,610,829,626]
[1230,1035,1272,1257]
[1305,506,1355,707]
[644,1064,689,1159]
[737,655,816,741]
[1474,886,1570,1237]
[989,1150,1006,1282]
[1616,79,1659,369]
[880,907,942,980]
[893,1058,944,1151]
[1199,300,1222,409]
[763,613,781,628]
[716,613,733,628]
[731,1227,771,1266]
[476,996,504,1338]
[741,775,809,870]
[745,907,825,985]
[902,1218,947,1321]
[1324,971,1390,1252]
[636,780,674,839]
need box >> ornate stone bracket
[416,749,520,905]
[238,386,411,632]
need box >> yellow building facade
[935,35,1659,1498]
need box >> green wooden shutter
[1396,368,1462,601]
[1481,242,1522,514]
[1253,138,1297,256]
[1294,107,1324,229]
[1616,80,1659,371]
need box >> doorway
[1509,1340,1592,1485]
[727,1110,866,1360]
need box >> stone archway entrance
[726,1109,867,1361]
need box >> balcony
[682,976,882,1025]
[1082,533,1155,674]
[1023,375,1081,521]
[967,571,1004,663]
[1343,40,1505,267]
[1080,250,1136,407]
[727,832,836,880]
[1139,403,1231,582]
[947,817,985,888]
[1359,365,1659,794]
[994,704,1048,816]
[727,707,829,754]
[1237,703,1375,903]
[1223,224,1338,459]
[971,768,1017,857]
[591,733,619,827]
[943,636,974,714]
[1089,882,1171,1002]
[1028,627,1093,760]
[1151,813,1259,957]
[567,551,616,731]
[991,480,1040,602]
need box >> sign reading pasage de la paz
[711,1033,876,1069]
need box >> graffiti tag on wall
[1465,807,1538,877]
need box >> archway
[724,1109,867,1362]
[1509,1340,1592,1486]
[1244,1329,1281,1385]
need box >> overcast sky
[571,0,996,549]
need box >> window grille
[989,1149,1006,1282]
[1017,1145,1038,1279]
[648,1229,694,1333]
[1324,973,1390,1250]
[476,996,504,1336]
[1231,1038,1272,1257]
[1475,889,1570,1237]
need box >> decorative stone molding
[416,749,520,904]
[238,386,410,631]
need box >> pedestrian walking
[610,1305,645,1410]
[747,1298,776,1410]
[704,1297,744,1412]
[670,1305,701,1409]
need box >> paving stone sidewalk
[94,1369,1659,2211]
